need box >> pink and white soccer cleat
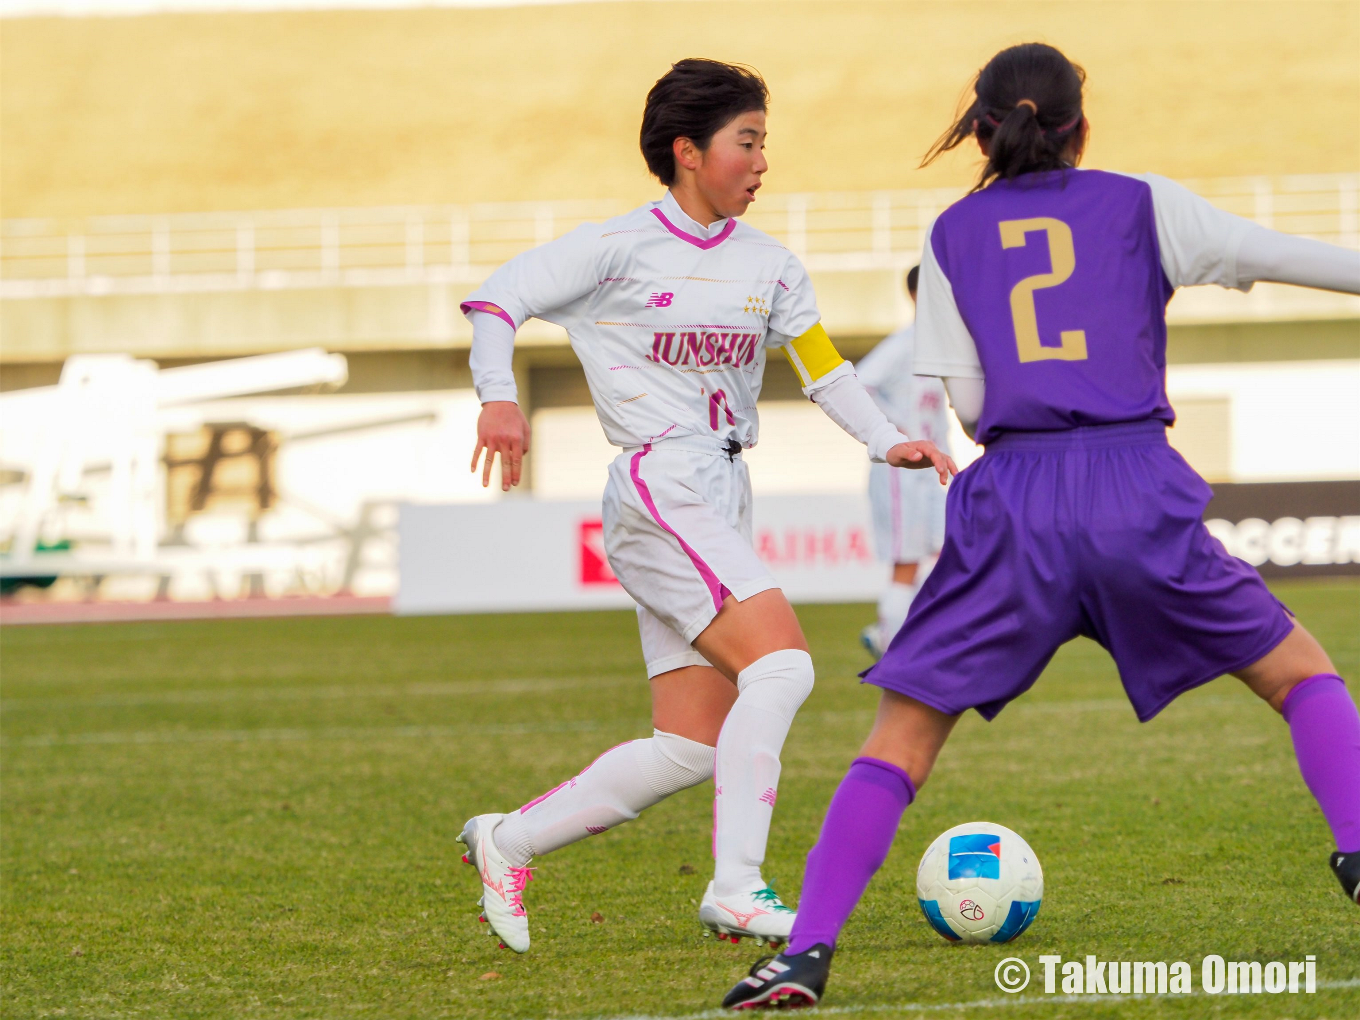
[457,813,534,953]
[699,880,796,947]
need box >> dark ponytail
[923,43,1086,191]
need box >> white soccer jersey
[461,191,822,450]
[856,324,952,450]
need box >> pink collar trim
[650,207,736,250]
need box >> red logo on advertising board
[580,519,620,586]
[754,526,874,567]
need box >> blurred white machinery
[0,348,350,591]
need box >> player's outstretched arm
[1138,173,1360,296]
[884,440,957,485]
[472,400,532,491]
[1236,226,1360,295]
[782,323,958,484]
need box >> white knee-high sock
[713,649,815,896]
[877,581,916,645]
[493,730,713,866]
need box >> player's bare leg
[858,690,959,788]
[693,589,813,946]
[1234,621,1360,904]
[1233,620,1334,712]
[652,664,738,746]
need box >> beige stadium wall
[3,0,1359,220]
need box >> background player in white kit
[453,59,953,955]
[856,265,952,659]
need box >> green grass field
[3,582,1358,1019]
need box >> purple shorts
[864,420,1294,722]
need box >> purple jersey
[930,170,1174,444]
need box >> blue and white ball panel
[948,831,1002,879]
[916,821,1044,944]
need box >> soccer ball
[916,821,1043,944]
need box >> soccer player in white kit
[856,265,953,659]
[454,59,954,954]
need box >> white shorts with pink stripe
[602,434,779,678]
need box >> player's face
[694,110,768,218]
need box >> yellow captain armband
[782,322,846,387]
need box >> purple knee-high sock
[1283,674,1360,854]
[787,757,915,954]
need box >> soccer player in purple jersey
[724,42,1360,1010]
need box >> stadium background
[2,0,1358,611]
[3,4,1360,1019]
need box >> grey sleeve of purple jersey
[1132,173,1257,291]
[1235,225,1360,294]
[1135,173,1360,294]
[913,227,985,379]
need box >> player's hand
[472,400,531,491]
[886,441,958,485]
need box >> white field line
[3,693,1259,749]
[8,718,610,747]
[1,674,635,710]
[553,979,1360,1020]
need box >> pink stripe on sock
[520,780,569,814]
[461,300,516,330]
[629,444,726,613]
[650,208,736,250]
[582,741,633,773]
[519,740,634,813]
[712,787,720,860]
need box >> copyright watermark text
[993,954,1317,995]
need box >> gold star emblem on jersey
[744,295,770,317]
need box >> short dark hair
[923,43,1086,191]
[640,59,769,186]
[906,265,920,296]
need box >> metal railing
[2,175,1356,299]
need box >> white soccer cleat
[457,813,534,953]
[699,880,796,946]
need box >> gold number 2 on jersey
[998,217,1088,363]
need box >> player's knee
[736,648,815,721]
[638,729,714,796]
[1237,623,1336,713]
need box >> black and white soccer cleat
[721,943,832,1010]
[1332,851,1360,905]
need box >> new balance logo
[585,825,609,835]
[645,292,674,308]
[759,787,778,807]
